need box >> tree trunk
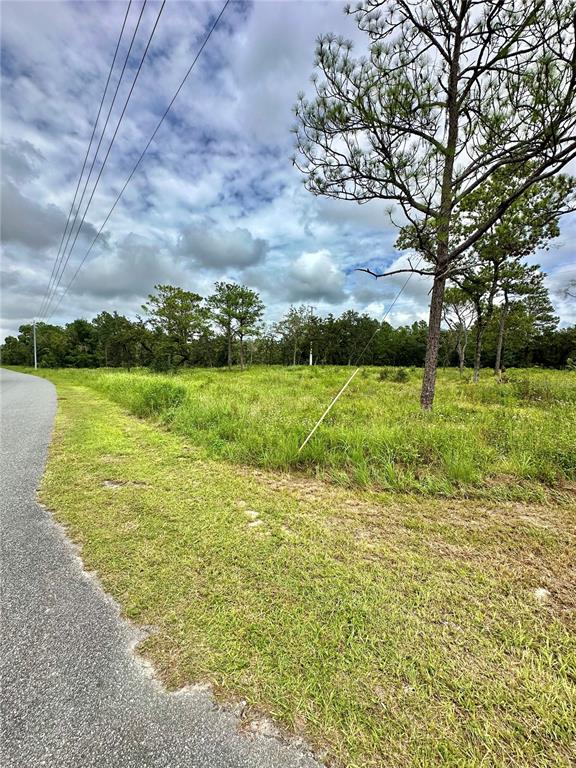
[494,299,508,376]
[293,338,297,366]
[123,343,131,372]
[473,323,484,383]
[227,323,232,369]
[239,333,245,370]
[457,338,464,375]
[442,339,450,369]
[472,271,500,383]
[420,22,462,410]
[420,272,447,410]
[462,327,469,373]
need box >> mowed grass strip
[29,365,576,500]
[41,381,576,767]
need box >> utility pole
[33,320,38,369]
[309,340,313,366]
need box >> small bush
[149,357,174,373]
[377,369,390,382]
[134,379,187,417]
[513,377,556,405]
[91,373,187,419]
[393,368,409,383]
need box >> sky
[1,0,575,342]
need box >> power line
[47,0,231,321]
[38,0,133,320]
[41,0,146,319]
[42,0,161,319]
[43,0,159,319]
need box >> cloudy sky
[1,0,575,341]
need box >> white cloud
[178,221,268,270]
[72,234,185,299]
[284,249,347,303]
[547,262,576,327]
[1,178,68,249]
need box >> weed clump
[512,376,573,405]
[91,372,187,419]
[378,367,409,383]
[393,368,409,383]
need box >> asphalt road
[0,368,319,768]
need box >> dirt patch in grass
[102,479,149,489]
[39,381,576,768]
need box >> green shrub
[90,373,187,419]
[133,379,187,418]
[393,368,409,383]
[511,377,574,405]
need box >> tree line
[2,280,574,372]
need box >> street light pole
[33,320,38,369]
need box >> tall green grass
[32,366,576,498]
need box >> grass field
[26,365,576,500]
[15,366,576,766]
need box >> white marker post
[33,320,38,370]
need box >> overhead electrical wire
[38,0,133,320]
[42,0,165,318]
[40,0,148,319]
[43,0,166,320]
[43,0,151,316]
[46,0,231,321]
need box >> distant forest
[2,282,575,371]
